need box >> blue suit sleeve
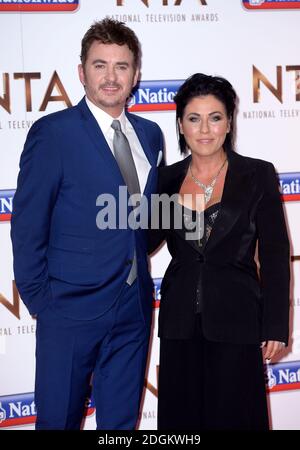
[11,118,63,315]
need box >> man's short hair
[80,18,141,70]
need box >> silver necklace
[189,158,227,204]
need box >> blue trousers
[35,282,150,430]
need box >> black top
[180,201,221,248]
[177,201,221,313]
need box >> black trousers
[158,316,269,431]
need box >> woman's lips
[197,139,213,144]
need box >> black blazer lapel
[160,155,203,254]
[205,150,256,252]
[158,152,256,255]
[160,155,191,196]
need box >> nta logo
[253,65,300,103]
[0,282,21,320]
[0,72,71,114]
[116,0,207,6]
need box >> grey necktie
[111,119,140,285]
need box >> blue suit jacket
[11,98,164,323]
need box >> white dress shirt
[85,97,151,194]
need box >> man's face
[78,41,139,117]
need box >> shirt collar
[85,96,128,134]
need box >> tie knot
[111,119,122,132]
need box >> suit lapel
[205,150,255,253]
[77,101,159,197]
[77,98,126,186]
[163,156,203,254]
[162,155,191,197]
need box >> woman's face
[179,94,230,157]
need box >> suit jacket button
[126,259,133,265]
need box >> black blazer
[149,150,290,345]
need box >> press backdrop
[0,0,300,430]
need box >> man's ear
[78,64,85,86]
[133,68,140,88]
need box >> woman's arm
[257,162,290,346]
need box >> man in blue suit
[11,19,164,430]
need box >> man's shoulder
[33,97,86,127]
[37,103,80,126]
[26,101,83,140]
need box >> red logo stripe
[267,381,300,392]
[282,194,300,202]
[0,4,78,12]
[244,1,300,9]
[0,214,11,221]
[129,103,176,112]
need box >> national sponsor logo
[266,360,300,392]
[0,0,79,12]
[243,0,300,10]
[0,190,14,222]
[0,392,95,427]
[153,278,162,308]
[279,173,300,202]
[0,393,36,427]
[128,80,183,112]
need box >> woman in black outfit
[149,73,290,430]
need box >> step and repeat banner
[0,0,300,430]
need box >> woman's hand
[261,340,285,361]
